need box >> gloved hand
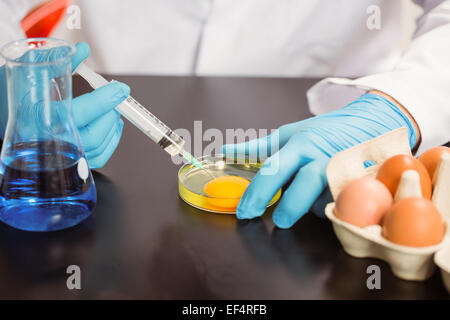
[0,42,128,168]
[223,93,418,229]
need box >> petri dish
[178,155,282,214]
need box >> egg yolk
[204,175,250,209]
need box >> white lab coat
[1,0,449,153]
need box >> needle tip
[182,151,203,169]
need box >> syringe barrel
[116,96,185,156]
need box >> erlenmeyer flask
[0,38,96,231]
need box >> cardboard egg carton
[435,245,450,293]
[325,128,450,282]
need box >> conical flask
[0,38,96,231]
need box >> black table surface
[0,75,447,299]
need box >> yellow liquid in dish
[178,158,281,214]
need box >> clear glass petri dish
[178,155,281,214]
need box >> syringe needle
[181,150,203,169]
[181,150,219,179]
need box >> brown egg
[418,146,450,183]
[335,177,393,227]
[376,154,432,199]
[382,197,445,247]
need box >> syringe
[74,63,202,169]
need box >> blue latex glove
[0,42,129,168]
[223,93,418,229]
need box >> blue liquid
[0,141,96,231]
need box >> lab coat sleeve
[0,0,41,50]
[307,0,450,154]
